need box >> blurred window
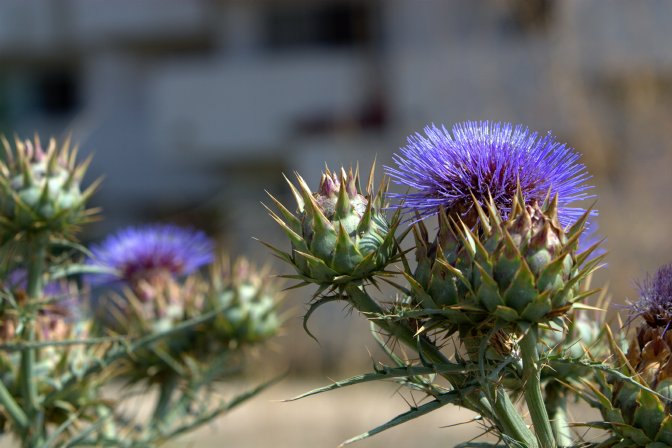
[37,69,81,116]
[0,66,81,132]
[263,1,373,51]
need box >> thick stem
[545,383,573,447]
[25,235,47,299]
[493,389,539,448]
[520,326,555,448]
[21,233,48,446]
[344,284,537,447]
[152,374,180,426]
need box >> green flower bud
[206,257,281,345]
[0,135,99,240]
[264,165,398,287]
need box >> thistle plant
[85,224,283,444]
[263,120,622,448]
[0,134,283,447]
[573,265,672,447]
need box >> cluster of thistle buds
[84,223,284,415]
[263,121,672,448]
[87,226,283,385]
[0,134,283,447]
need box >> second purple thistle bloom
[631,263,672,329]
[385,121,595,227]
[88,224,215,284]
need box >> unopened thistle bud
[0,135,99,240]
[205,257,281,346]
[264,165,398,287]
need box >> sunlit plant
[263,121,670,447]
[0,136,283,447]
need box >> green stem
[21,233,48,446]
[152,374,179,427]
[545,383,573,447]
[520,326,555,448]
[344,284,537,447]
[0,378,29,430]
[493,389,539,448]
[48,307,225,402]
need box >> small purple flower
[1,269,82,339]
[4,269,79,311]
[385,121,594,227]
[630,264,672,330]
[88,224,214,284]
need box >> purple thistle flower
[4,269,68,298]
[88,224,214,285]
[385,121,594,227]
[630,264,672,330]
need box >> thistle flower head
[0,134,99,239]
[386,121,594,227]
[89,224,214,285]
[206,256,281,344]
[264,164,398,286]
[630,263,672,330]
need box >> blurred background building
[1,1,671,444]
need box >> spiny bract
[96,257,282,385]
[407,190,599,343]
[0,135,98,240]
[264,165,398,287]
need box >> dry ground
[0,378,605,447]
[162,380,603,448]
[164,379,497,448]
